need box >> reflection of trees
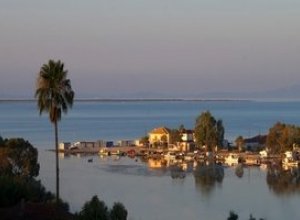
[266,165,300,195]
[193,162,224,194]
[235,164,244,178]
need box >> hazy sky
[1,0,300,98]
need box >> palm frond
[35,59,74,123]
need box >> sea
[1,99,300,220]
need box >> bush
[0,176,54,207]
[0,138,40,178]
[78,196,109,220]
[77,196,128,220]
[227,211,238,220]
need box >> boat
[127,149,136,157]
[244,154,261,166]
[164,151,176,160]
[282,157,299,167]
[282,151,299,167]
[235,164,244,178]
[225,153,240,166]
[111,150,121,156]
[99,148,110,156]
[184,152,194,161]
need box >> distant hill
[194,85,300,100]
[261,84,300,99]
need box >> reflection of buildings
[267,165,300,195]
[148,158,164,168]
[59,152,65,159]
[193,163,224,194]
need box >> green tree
[0,135,4,146]
[139,136,149,146]
[266,122,300,153]
[194,111,225,151]
[178,124,185,132]
[110,202,128,220]
[35,59,74,204]
[194,162,224,194]
[217,120,225,147]
[0,138,39,178]
[78,195,109,220]
[170,129,182,144]
[235,136,244,152]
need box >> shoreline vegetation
[0,136,128,220]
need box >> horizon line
[0,97,252,102]
[3,97,300,102]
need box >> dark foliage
[0,138,39,178]
[227,211,238,220]
[110,202,128,220]
[78,196,109,220]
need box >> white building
[59,142,71,151]
[117,140,135,147]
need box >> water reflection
[58,152,300,200]
[267,164,300,195]
[193,162,224,194]
[235,164,244,178]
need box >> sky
[1,0,300,98]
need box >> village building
[59,142,71,151]
[117,140,135,147]
[178,129,195,152]
[68,140,106,152]
[148,127,171,148]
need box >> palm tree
[35,59,74,203]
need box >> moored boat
[99,148,110,156]
[164,151,176,160]
[282,151,299,167]
[225,153,240,166]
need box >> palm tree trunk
[54,120,60,204]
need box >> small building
[70,141,100,151]
[96,140,106,148]
[134,139,145,147]
[59,142,71,151]
[106,141,114,148]
[117,140,135,147]
[148,127,171,147]
[180,129,194,142]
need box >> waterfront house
[259,150,268,158]
[148,127,171,148]
[178,129,195,152]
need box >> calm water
[1,100,300,219]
